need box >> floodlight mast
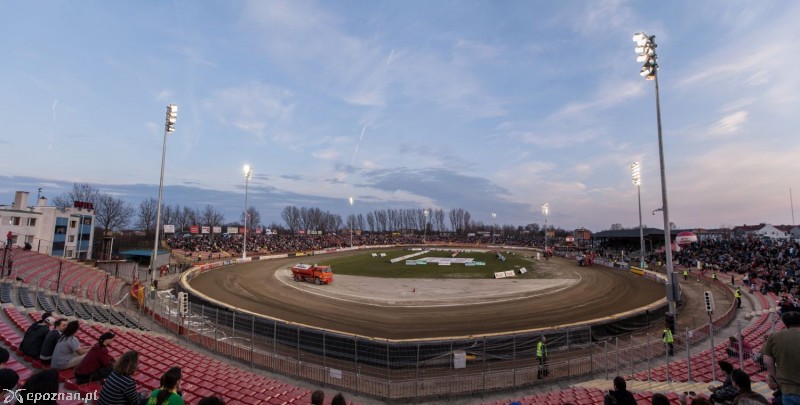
[632,162,646,269]
[633,32,677,316]
[243,165,253,260]
[541,203,549,253]
[151,104,177,283]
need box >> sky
[1,0,799,232]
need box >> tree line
[52,183,573,237]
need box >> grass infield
[312,248,543,279]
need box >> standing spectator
[731,369,769,404]
[662,326,674,356]
[51,320,89,370]
[39,318,66,363]
[20,312,53,358]
[311,390,324,405]
[75,332,115,383]
[147,367,184,405]
[536,336,549,379]
[99,351,148,405]
[763,311,800,405]
[0,369,20,400]
[605,376,636,405]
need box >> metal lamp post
[633,32,677,315]
[423,209,429,244]
[348,196,354,248]
[242,165,253,260]
[632,162,645,269]
[151,104,177,282]
[491,213,497,245]
[541,203,549,252]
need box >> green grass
[318,248,540,279]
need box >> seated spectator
[75,332,115,383]
[311,390,324,405]
[99,351,148,405]
[0,368,20,400]
[21,369,59,405]
[39,318,66,362]
[0,347,8,367]
[197,397,225,405]
[331,393,347,405]
[730,369,769,404]
[147,367,184,405]
[605,376,636,405]
[20,312,53,358]
[50,320,89,370]
[651,393,670,405]
[709,361,739,404]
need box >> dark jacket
[20,322,50,358]
[608,389,637,405]
[39,330,61,360]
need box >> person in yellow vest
[683,269,689,281]
[662,327,674,356]
[536,336,548,379]
[712,271,717,281]
[735,287,742,309]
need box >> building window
[70,220,77,228]
[66,249,73,257]
[27,218,37,227]
[11,217,21,226]
[68,235,75,243]
[25,235,33,244]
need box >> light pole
[348,196,354,248]
[242,165,253,260]
[633,32,677,315]
[423,209,429,244]
[632,162,645,269]
[151,104,177,282]
[541,203,549,253]
[491,213,497,245]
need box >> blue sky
[1,0,799,232]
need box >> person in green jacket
[147,367,184,405]
[536,336,548,379]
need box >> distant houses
[730,223,800,240]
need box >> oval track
[189,252,664,340]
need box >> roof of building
[592,228,678,238]
[119,249,169,257]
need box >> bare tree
[434,209,445,232]
[52,183,101,209]
[161,204,176,229]
[201,205,225,228]
[137,198,158,236]
[241,206,262,231]
[366,212,375,232]
[95,194,134,235]
[281,206,302,233]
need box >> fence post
[615,336,619,374]
[415,343,420,398]
[386,340,391,400]
[589,339,594,379]
[710,316,717,382]
[251,314,255,369]
[686,327,692,383]
[272,322,277,371]
[355,336,359,394]
[737,320,745,371]
[512,334,517,386]
[296,325,301,375]
[604,340,609,380]
[647,333,651,381]
[665,339,670,383]
[232,310,236,340]
[770,311,775,334]
[322,329,327,373]
[214,307,219,353]
[630,334,634,378]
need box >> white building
[0,191,95,259]
[755,224,789,240]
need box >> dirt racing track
[187,249,666,340]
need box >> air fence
[137,250,740,401]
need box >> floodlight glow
[631,162,641,187]
[541,203,549,216]
[349,196,354,206]
[244,165,253,179]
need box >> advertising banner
[189,225,199,234]
[201,226,210,234]
[163,224,175,233]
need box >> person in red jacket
[75,332,115,384]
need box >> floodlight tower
[541,203,549,253]
[633,32,677,315]
[632,162,645,269]
[491,212,497,245]
[242,165,253,260]
[151,104,177,282]
[423,209,429,244]
[348,196,354,248]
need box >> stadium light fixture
[632,162,646,269]
[151,104,177,283]
[423,209,429,244]
[491,212,497,245]
[348,196,354,249]
[633,32,677,315]
[243,165,253,260]
[541,203,549,253]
